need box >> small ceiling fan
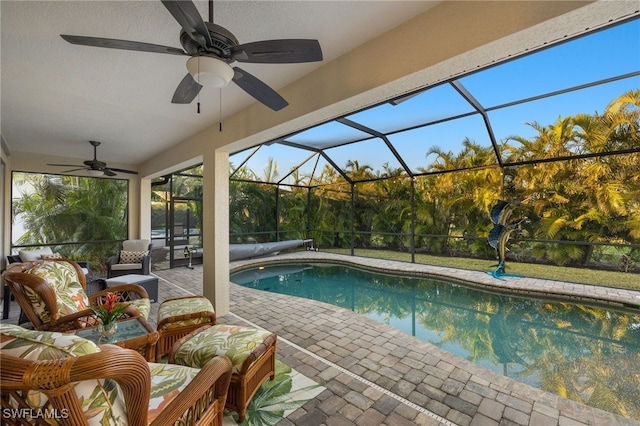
[60,0,323,111]
[48,141,138,177]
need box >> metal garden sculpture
[487,200,527,280]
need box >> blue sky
[231,19,640,184]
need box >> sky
[230,19,640,185]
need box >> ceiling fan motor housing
[83,159,106,168]
[180,23,239,59]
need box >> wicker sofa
[0,323,232,426]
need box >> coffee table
[76,317,159,361]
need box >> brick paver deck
[3,252,639,425]
[157,252,640,426]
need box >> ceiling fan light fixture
[186,56,233,88]
[88,169,104,177]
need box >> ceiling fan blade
[171,73,203,104]
[232,39,323,63]
[108,168,139,175]
[161,0,212,49]
[102,168,117,177]
[60,35,188,56]
[232,67,288,111]
[61,168,89,174]
[47,163,84,167]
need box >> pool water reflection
[231,263,640,418]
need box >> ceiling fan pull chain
[219,88,222,132]
[197,55,201,114]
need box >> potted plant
[91,292,129,340]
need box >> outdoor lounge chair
[0,323,232,426]
[107,239,152,277]
[2,259,150,332]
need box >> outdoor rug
[223,360,325,426]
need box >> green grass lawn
[323,248,640,291]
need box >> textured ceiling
[0,1,437,168]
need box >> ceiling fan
[48,141,138,177]
[60,0,323,111]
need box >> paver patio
[3,251,639,425]
[161,252,640,426]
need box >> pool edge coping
[230,251,640,312]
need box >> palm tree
[417,139,502,256]
[230,180,277,242]
[262,157,279,182]
[310,180,352,247]
[12,173,128,270]
[365,168,413,250]
[503,90,640,265]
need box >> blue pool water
[231,263,640,418]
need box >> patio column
[127,175,141,239]
[138,177,152,241]
[202,146,230,315]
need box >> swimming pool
[231,262,640,418]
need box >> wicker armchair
[0,324,232,426]
[2,259,151,332]
[107,239,152,278]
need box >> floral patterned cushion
[0,324,99,358]
[1,325,206,426]
[157,296,215,330]
[146,362,201,423]
[172,324,273,374]
[130,298,151,320]
[23,260,90,323]
[0,324,128,425]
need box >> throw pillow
[18,247,54,262]
[119,250,148,264]
[41,252,63,260]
